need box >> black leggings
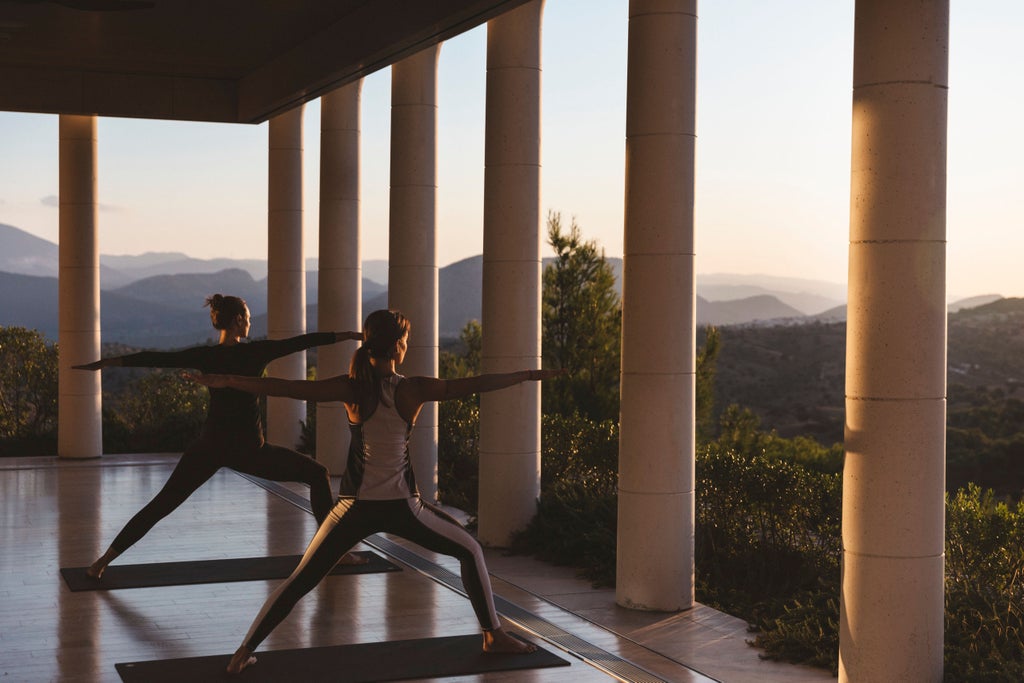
[242,497,501,650]
[109,433,332,554]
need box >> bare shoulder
[398,375,446,402]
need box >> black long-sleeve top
[118,332,336,442]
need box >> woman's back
[341,375,417,500]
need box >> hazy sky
[0,0,1021,299]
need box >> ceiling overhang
[0,0,531,124]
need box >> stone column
[478,0,543,546]
[840,2,948,680]
[266,105,307,449]
[58,115,102,459]
[317,83,363,473]
[616,0,697,611]
[388,46,441,503]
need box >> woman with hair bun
[193,309,564,673]
[74,294,363,579]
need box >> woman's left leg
[227,498,370,673]
[391,499,535,652]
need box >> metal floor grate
[237,472,717,683]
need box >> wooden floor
[0,454,835,683]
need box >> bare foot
[483,628,537,654]
[226,646,256,675]
[86,559,107,579]
[337,552,369,566]
[86,548,119,579]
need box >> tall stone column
[840,2,948,680]
[266,105,307,449]
[58,115,102,459]
[388,46,440,503]
[478,0,543,546]
[616,0,697,611]
[318,83,363,473]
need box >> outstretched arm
[263,331,363,360]
[73,346,211,371]
[73,357,122,371]
[410,368,566,403]
[191,373,357,403]
[331,331,363,343]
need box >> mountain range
[0,223,999,347]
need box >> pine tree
[542,212,621,421]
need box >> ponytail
[348,345,377,414]
[349,309,411,414]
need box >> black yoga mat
[116,633,569,683]
[61,551,399,591]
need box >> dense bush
[0,326,58,455]
[945,484,1024,681]
[510,412,619,585]
[509,408,1024,678]
[697,446,841,671]
[103,370,208,453]
[437,395,480,514]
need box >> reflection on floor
[0,453,835,682]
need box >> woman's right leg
[232,443,366,565]
[233,443,334,524]
[229,498,368,672]
[89,445,218,577]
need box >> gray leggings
[242,497,501,650]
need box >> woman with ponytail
[74,294,364,579]
[193,309,564,673]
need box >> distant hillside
[948,294,1003,312]
[712,296,1024,447]
[99,252,270,287]
[810,293,1004,323]
[0,271,57,333]
[0,269,392,347]
[6,222,1009,349]
[0,222,125,283]
[0,224,392,293]
[698,273,846,315]
[697,295,805,326]
[108,268,267,313]
[0,223,58,277]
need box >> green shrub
[696,447,841,607]
[512,476,617,586]
[0,326,58,455]
[437,396,481,514]
[511,412,619,585]
[695,445,841,672]
[539,412,618,492]
[750,586,840,672]
[104,370,208,453]
[944,484,1024,681]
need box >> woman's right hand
[335,330,363,343]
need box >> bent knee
[307,460,329,479]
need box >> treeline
[4,215,1024,677]
[0,329,208,456]
[713,300,1024,499]
[434,213,1024,678]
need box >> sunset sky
[0,0,1021,299]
